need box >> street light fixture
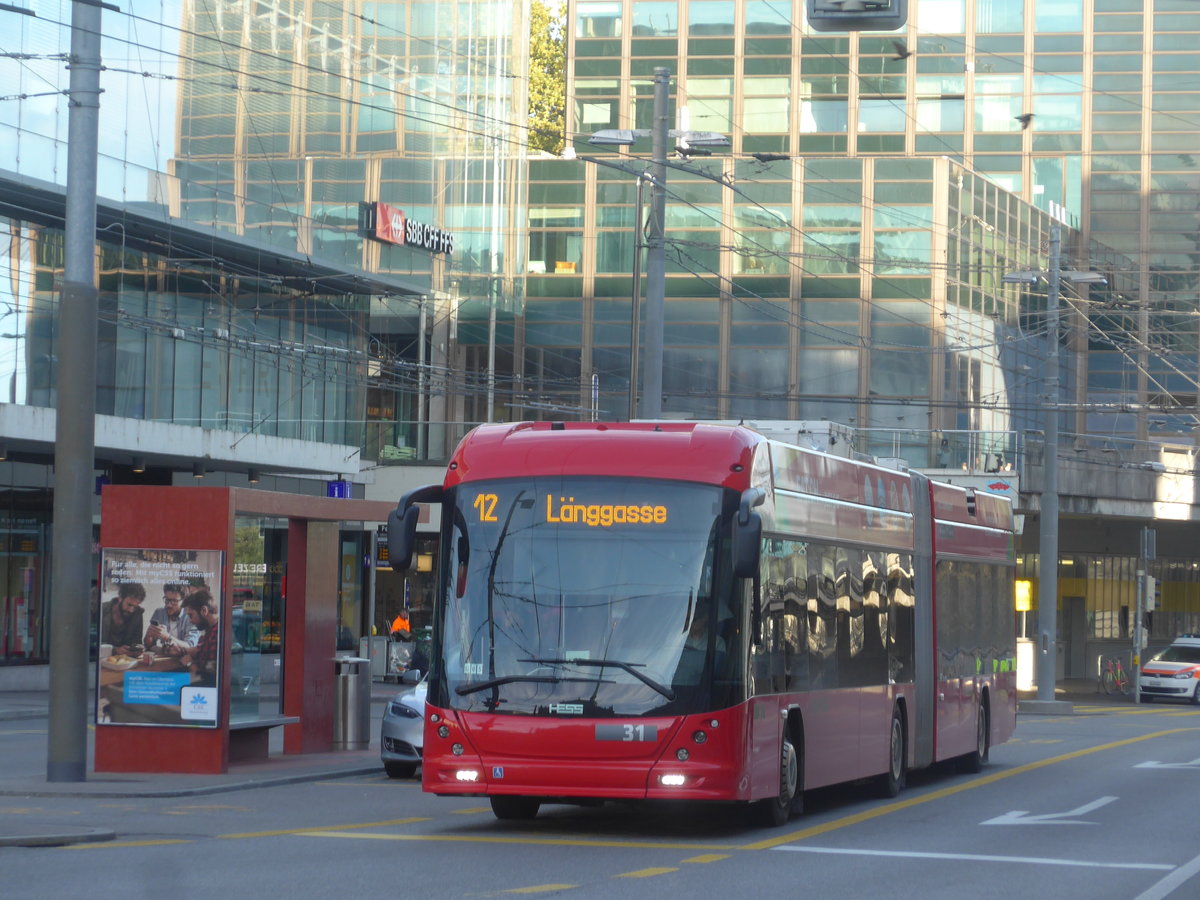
[1003,225,1106,707]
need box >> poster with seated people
[96,548,224,728]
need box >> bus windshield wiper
[455,673,594,696]
[519,657,675,701]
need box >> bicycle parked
[1097,654,1132,695]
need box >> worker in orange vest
[389,610,411,639]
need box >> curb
[0,764,384,800]
[0,828,116,848]
[0,711,47,723]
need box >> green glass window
[1034,95,1083,131]
[744,95,789,133]
[745,0,791,34]
[687,95,732,132]
[688,0,734,36]
[916,98,964,131]
[977,0,1022,33]
[575,97,618,130]
[1036,0,1083,31]
[974,94,1022,132]
[632,1,678,36]
[576,1,621,38]
[801,100,848,133]
[858,98,907,132]
[798,348,859,397]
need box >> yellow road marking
[219,817,428,839]
[453,806,492,814]
[683,853,729,863]
[616,868,678,878]
[503,885,577,894]
[741,726,1200,851]
[295,831,738,851]
[66,839,191,850]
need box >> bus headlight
[660,774,686,787]
[455,769,480,782]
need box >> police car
[1139,634,1200,704]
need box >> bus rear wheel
[755,735,799,827]
[961,699,989,773]
[490,796,540,820]
[877,707,906,797]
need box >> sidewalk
[1018,676,1141,710]
[0,681,406,846]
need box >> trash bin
[333,656,371,750]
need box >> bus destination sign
[472,492,668,527]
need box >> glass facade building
[498,0,1200,667]
[4,0,1200,675]
[551,0,1200,449]
[0,0,534,669]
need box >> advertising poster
[96,548,224,728]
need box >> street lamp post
[641,67,669,420]
[1003,225,1105,707]
[583,70,728,420]
[1039,228,1063,706]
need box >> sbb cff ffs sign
[360,201,454,255]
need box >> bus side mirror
[387,484,443,571]
[732,488,765,579]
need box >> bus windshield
[437,476,742,717]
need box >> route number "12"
[473,493,499,522]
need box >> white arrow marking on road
[1135,757,1200,769]
[980,795,1118,826]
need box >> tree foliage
[528,0,566,155]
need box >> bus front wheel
[490,796,540,820]
[755,735,799,827]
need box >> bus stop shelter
[94,485,413,775]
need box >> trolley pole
[48,0,104,782]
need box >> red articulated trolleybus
[388,422,1016,825]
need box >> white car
[380,674,427,778]
[1139,635,1200,704]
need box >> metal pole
[1134,564,1144,704]
[628,174,645,420]
[48,0,103,782]
[1134,526,1154,704]
[641,67,669,420]
[1037,224,1061,704]
[416,295,427,459]
[486,289,496,422]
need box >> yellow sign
[1015,579,1032,612]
